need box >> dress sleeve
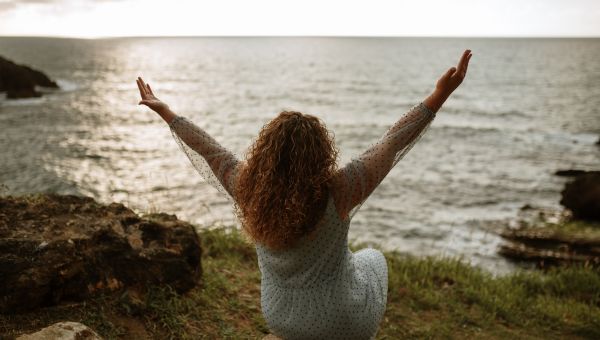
[331,102,436,221]
[169,115,240,202]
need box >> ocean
[1,37,599,274]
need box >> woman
[136,49,472,340]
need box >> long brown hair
[235,111,338,251]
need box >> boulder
[0,55,59,99]
[499,226,600,269]
[16,321,102,340]
[0,194,202,313]
[560,172,600,221]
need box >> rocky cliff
[0,56,59,99]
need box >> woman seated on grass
[135,49,472,340]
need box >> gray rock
[16,321,102,340]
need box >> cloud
[0,0,124,13]
[9,0,59,3]
[0,0,57,13]
[0,2,15,11]
[1,0,599,37]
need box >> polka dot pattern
[331,103,436,221]
[169,115,240,202]
[169,103,437,339]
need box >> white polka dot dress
[169,103,437,340]
[256,192,389,340]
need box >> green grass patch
[546,219,600,239]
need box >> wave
[55,79,79,92]
[0,78,78,106]
[0,94,46,106]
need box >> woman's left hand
[424,49,472,113]
[435,49,472,97]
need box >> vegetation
[540,219,600,239]
[2,226,599,339]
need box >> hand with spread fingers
[424,49,473,113]
[136,77,176,123]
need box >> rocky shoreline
[499,220,600,269]
[498,170,600,269]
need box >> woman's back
[256,192,388,340]
[256,194,348,289]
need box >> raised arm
[331,103,435,221]
[168,116,240,199]
[332,49,472,220]
[136,77,240,200]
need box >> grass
[544,219,600,239]
[509,216,600,240]
[379,253,600,339]
[2,226,599,339]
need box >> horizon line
[1,34,599,40]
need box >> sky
[0,0,598,38]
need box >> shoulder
[329,170,354,221]
[327,182,350,223]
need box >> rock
[560,172,600,221]
[554,169,594,177]
[498,241,600,269]
[499,227,600,269]
[0,55,59,99]
[0,194,202,313]
[262,335,283,340]
[16,321,102,340]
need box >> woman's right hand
[136,76,170,115]
[136,77,177,124]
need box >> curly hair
[235,111,339,251]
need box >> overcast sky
[0,0,598,38]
